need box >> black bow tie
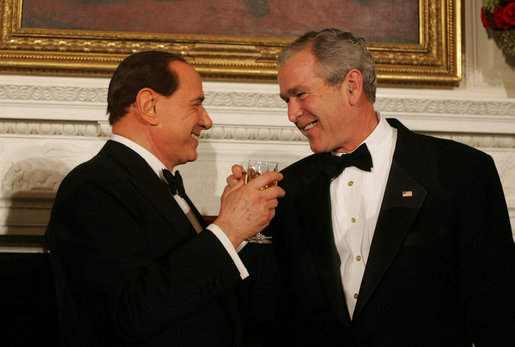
[162,169,186,198]
[323,143,373,179]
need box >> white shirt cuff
[207,224,249,280]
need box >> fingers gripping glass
[241,160,278,244]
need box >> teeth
[192,134,199,140]
[303,122,315,131]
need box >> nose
[287,98,303,123]
[199,106,213,130]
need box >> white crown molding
[1,80,514,111]
[1,118,514,150]
[1,81,514,140]
[1,82,514,117]
[1,76,514,245]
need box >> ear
[135,88,160,126]
[345,69,364,106]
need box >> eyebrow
[191,96,205,103]
[280,85,304,101]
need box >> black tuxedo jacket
[45,141,244,346]
[270,119,515,346]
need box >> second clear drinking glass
[242,160,278,244]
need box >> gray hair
[277,29,377,103]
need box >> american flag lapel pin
[402,190,413,198]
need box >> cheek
[299,102,318,122]
[306,93,334,117]
[173,119,192,138]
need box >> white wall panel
[0,0,513,251]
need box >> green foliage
[482,0,500,12]
[496,29,515,55]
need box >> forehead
[278,50,325,93]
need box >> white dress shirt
[330,114,397,317]
[111,135,249,279]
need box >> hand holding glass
[242,160,278,244]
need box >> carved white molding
[0,84,107,103]
[0,119,111,138]
[2,158,70,191]
[1,82,514,144]
[1,80,515,241]
[1,118,514,150]
[1,82,515,117]
[376,97,515,119]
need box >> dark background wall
[0,253,58,346]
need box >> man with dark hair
[232,29,515,346]
[46,51,284,346]
[106,51,186,124]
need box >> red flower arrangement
[481,0,515,55]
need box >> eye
[297,92,307,100]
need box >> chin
[187,152,198,162]
[309,142,323,153]
[175,152,198,166]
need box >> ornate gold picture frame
[0,0,461,86]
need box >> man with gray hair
[249,29,515,345]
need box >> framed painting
[0,0,461,85]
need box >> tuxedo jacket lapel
[353,161,426,318]
[133,176,198,238]
[103,141,196,239]
[103,141,239,331]
[296,163,351,325]
[353,119,429,319]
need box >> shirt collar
[365,112,393,153]
[111,134,168,181]
[332,113,395,169]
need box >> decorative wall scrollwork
[0,77,514,244]
[1,83,514,119]
[1,158,69,191]
[1,119,514,150]
[0,85,107,103]
[0,120,109,138]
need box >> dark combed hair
[107,51,187,125]
[278,29,377,103]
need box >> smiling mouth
[301,121,317,132]
[191,133,199,140]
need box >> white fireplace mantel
[0,0,514,251]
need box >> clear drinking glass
[242,160,278,244]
